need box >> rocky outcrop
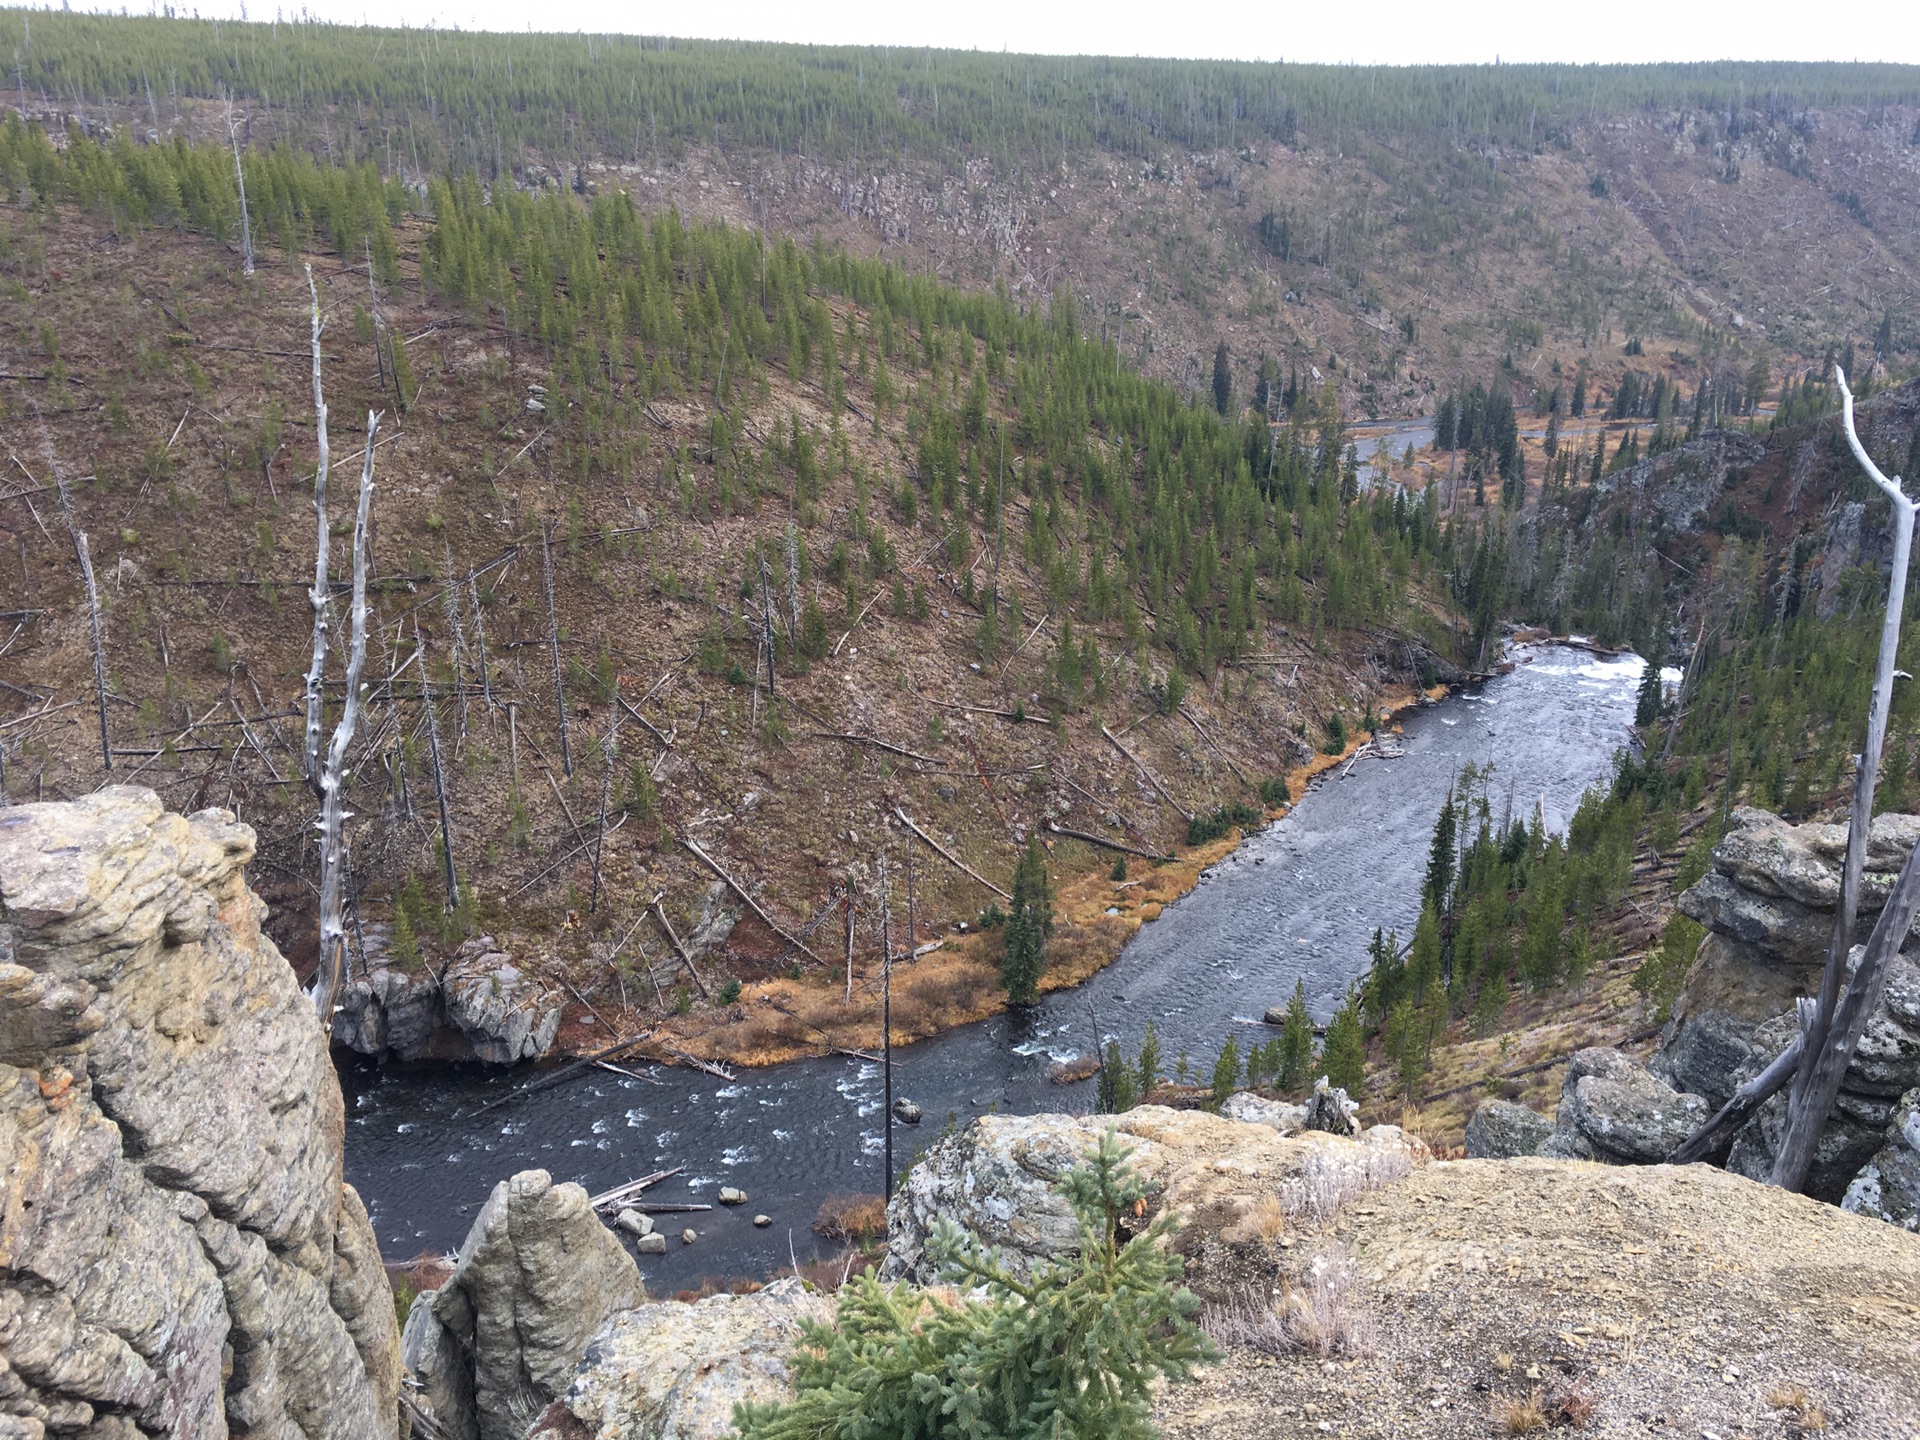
[0,786,400,1438]
[528,1278,830,1440]
[1652,806,1920,1207]
[881,1105,1429,1285]
[1463,1099,1554,1159]
[1538,1047,1710,1164]
[333,933,564,1064]
[407,1169,646,1440]
[1218,1091,1307,1134]
[1842,1087,1920,1231]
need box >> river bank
[343,644,1641,1288]
[538,681,1438,1072]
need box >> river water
[340,643,1645,1290]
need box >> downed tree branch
[1044,822,1172,863]
[892,808,1012,900]
[813,731,942,766]
[678,839,825,969]
[649,893,713,1000]
[1101,724,1194,823]
[1668,1036,1803,1165]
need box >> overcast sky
[69,0,1920,65]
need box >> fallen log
[1044,822,1171,863]
[589,1167,684,1211]
[680,837,829,969]
[1101,724,1195,822]
[648,893,713,1000]
[892,808,1011,901]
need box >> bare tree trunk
[542,519,573,776]
[1772,368,1915,1191]
[227,95,254,277]
[589,710,618,913]
[419,626,459,915]
[313,414,380,1025]
[470,574,493,711]
[303,266,332,794]
[39,424,109,773]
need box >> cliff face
[0,787,401,1439]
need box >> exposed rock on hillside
[406,1169,647,1440]
[881,1104,1428,1285]
[530,1278,830,1440]
[1654,806,1920,1203]
[334,934,565,1064]
[0,787,400,1438]
[1537,1047,1708,1164]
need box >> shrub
[1188,801,1262,846]
[735,1131,1215,1440]
[1632,913,1703,1018]
[1259,774,1291,807]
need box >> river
[339,642,1646,1290]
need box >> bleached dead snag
[36,422,109,773]
[313,412,380,1024]
[1772,368,1915,1191]
[227,95,254,276]
[419,623,459,914]
[541,519,573,776]
[303,266,332,794]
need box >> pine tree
[1635,658,1663,727]
[1211,341,1232,417]
[1001,837,1053,1006]
[1135,1019,1161,1096]
[1210,1034,1241,1105]
[735,1131,1216,1440]
[1097,1040,1139,1114]
[1279,981,1314,1090]
[1318,991,1367,1096]
[1423,784,1456,913]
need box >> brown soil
[1161,1158,1920,1440]
[0,207,1438,1068]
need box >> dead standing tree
[302,265,382,1024]
[1670,368,1914,1186]
[39,421,109,773]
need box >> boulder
[440,937,564,1063]
[428,1170,646,1440]
[635,1234,668,1255]
[1303,1077,1361,1136]
[881,1105,1428,1285]
[1538,1049,1709,1164]
[1727,1088,1890,1204]
[530,1278,830,1440]
[717,1187,747,1206]
[1219,1091,1308,1134]
[401,1289,475,1440]
[1464,1100,1554,1159]
[1841,1088,1920,1232]
[0,787,401,1439]
[614,1209,653,1238]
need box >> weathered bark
[303,266,332,794]
[313,413,380,1023]
[227,96,254,276]
[1773,368,1916,1190]
[541,519,572,776]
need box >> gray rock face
[1538,1049,1709,1164]
[1842,1088,1920,1231]
[427,1169,647,1440]
[530,1278,831,1440]
[441,938,565,1064]
[0,787,400,1438]
[881,1106,1428,1285]
[1303,1077,1361,1136]
[1218,1091,1308,1134]
[333,946,445,1060]
[1464,1100,1554,1159]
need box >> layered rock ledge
[0,787,401,1439]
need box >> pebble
[718,1186,748,1206]
[753,1214,772,1227]
[681,1227,697,1245]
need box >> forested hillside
[3,8,1918,418]
[0,121,1450,1061]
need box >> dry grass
[1200,1244,1374,1360]
[1492,1389,1551,1435]
[1276,1145,1414,1226]
[1227,1194,1289,1244]
[1768,1384,1829,1432]
[812,1193,887,1245]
